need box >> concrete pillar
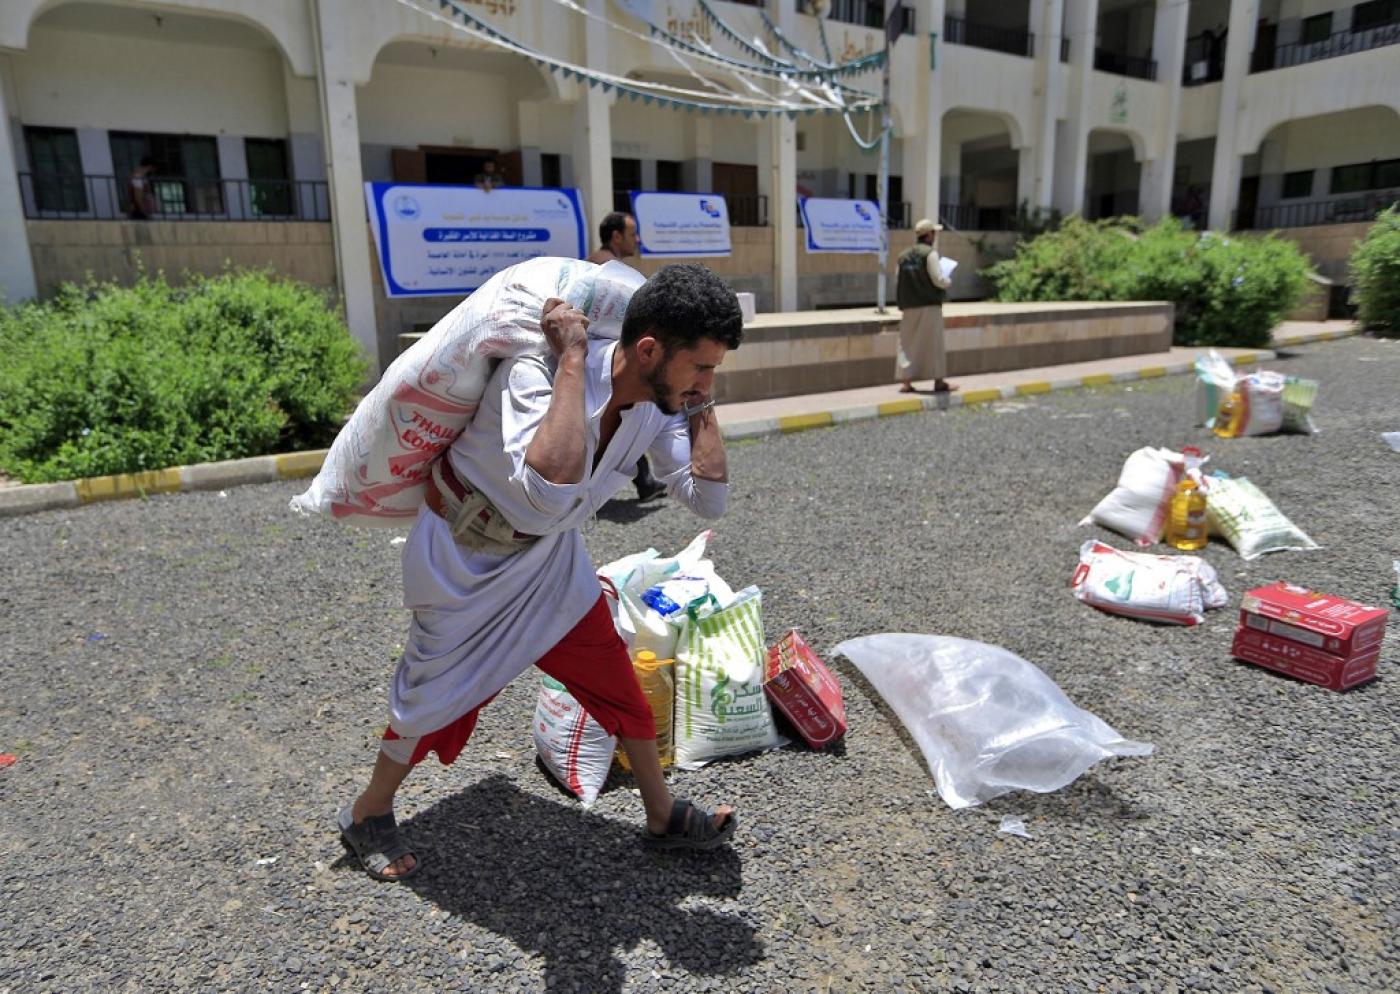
[1016,144,1036,208]
[684,117,713,193]
[769,114,798,312]
[1141,0,1189,220]
[1029,0,1066,212]
[941,139,961,207]
[902,0,945,224]
[75,126,119,219]
[217,135,249,220]
[1207,0,1260,230]
[1053,0,1099,214]
[571,0,613,237]
[766,0,798,313]
[0,56,38,302]
[311,0,379,374]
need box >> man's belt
[425,458,539,556]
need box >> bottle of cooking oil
[615,650,674,770]
[1166,477,1208,551]
[1213,391,1243,438]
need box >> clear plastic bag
[832,634,1154,809]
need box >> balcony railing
[828,0,915,35]
[1252,21,1400,71]
[1238,190,1400,230]
[939,203,1017,231]
[1093,47,1158,80]
[943,15,1034,58]
[1181,32,1225,85]
[18,172,331,222]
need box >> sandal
[644,798,737,851]
[337,805,421,881]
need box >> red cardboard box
[1238,582,1388,657]
[1231,626,1380,691]
[764,630,847,748]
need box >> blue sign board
[364,183,586,297]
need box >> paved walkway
[717,320,1359,437]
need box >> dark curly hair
[620,264,743,352]
[598,211,631,246]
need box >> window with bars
[1330,158,1400,194]
[25,126,87,213]
[110,131,223,215]
[1352,0,1400,32]
[1281,170,1314,199]
[245,138,292,217]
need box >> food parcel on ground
[294,258,1390,816]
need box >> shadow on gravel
[593,497,669,524]
[382,774,763,991]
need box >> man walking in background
[895,218,956,395]
[587,211,664,500]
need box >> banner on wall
[630,191,733,257]
[364,183,586,297]
[799,197,883,253]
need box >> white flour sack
[532,676,616,807]
[1081,447,1185,546]
[1071,539,1229,626]
[290,259,645,526]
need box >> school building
[2,0,1397,373]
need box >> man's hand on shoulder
[541,298,589,357]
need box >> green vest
[896,243,946,309]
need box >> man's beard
[644,358,681,415]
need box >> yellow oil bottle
[615,650,674,770]
[1166,477,1208,551]
[1213,391,1243,438]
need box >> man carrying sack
[895,218,956,395]
[338,264,742,881]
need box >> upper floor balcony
[1251,5,1400,72]
[943,15,1034,59]
[827,0,915,35]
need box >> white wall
[355,61,513,150]
[611,102,692,163]
[12,22,288,137]
[1267,106,1400,172]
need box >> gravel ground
[2,336,1398,994]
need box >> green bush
[0,270,366,484]
[983,216,1312,348]
[1349,204,1400,337]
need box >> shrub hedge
[0,270,366,484]
[982,217,1312,348]
[1349,204,1400,337]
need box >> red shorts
[382,592,655,766]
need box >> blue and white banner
[799,197,883,253]
[364,183,586,297]
[631,191,732,257]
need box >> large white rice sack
[290,259,645,527]
[1080,447,1185,547]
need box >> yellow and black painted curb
[0,326,1361,517]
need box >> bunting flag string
[401,0,881,118]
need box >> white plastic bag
[1195,350,1316,435]
[1082,447,1184,546]
[1071,539,1228,626]
[532,676,615,807]
[833,634,1153,809]
[291,258,645,527]
[597,531,735,659]
[1205,476,1319,560]
[673,586,783,769]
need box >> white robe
[388,339,728,737]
